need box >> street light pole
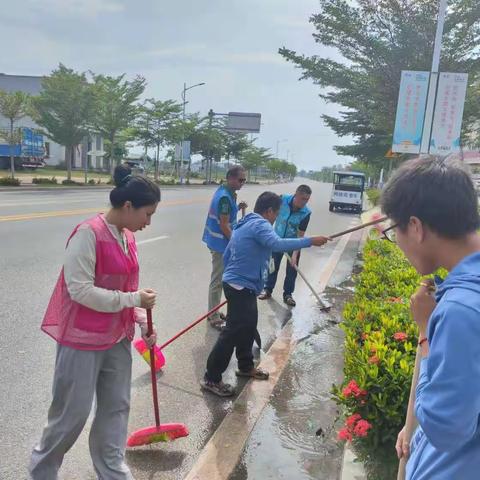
[275,138,287,157]
[180,81,205,181]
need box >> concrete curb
[183,231,354,480]
[341,446,367,480]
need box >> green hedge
[0,177,21,186]
[333,238,421,479]
[33,177,58,185]
[62,179,84,186]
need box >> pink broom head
[127,423,189,447]
[133,339,165,371]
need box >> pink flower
[345,413,362,428]
[353,419,372,438]
[393,332,408,342]
[338,427,353,442]
[368,355,380,364]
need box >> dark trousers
[205,283,258,383]
[264,251,300,297]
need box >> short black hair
[296,184,312,195]
[254,191,282,214]
[226,165,246,179]
[110,164,161,209]
[381,156,479,238]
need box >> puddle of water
[291,274,356,343]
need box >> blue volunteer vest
[274,194,311,239]
[202,185,238,253]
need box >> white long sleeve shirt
[63,215,146,325]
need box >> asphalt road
[0,180,358,480]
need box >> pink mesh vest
[41,214,139,350]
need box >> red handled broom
[127,309,189,447]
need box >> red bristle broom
[127,309,189,447]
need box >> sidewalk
[184,227,365,480]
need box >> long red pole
[159,300,228,350]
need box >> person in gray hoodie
[381,156,480,480]
[200,191,329,397]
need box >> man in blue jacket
[258,184,312,306]
[201,191,329,397]
[202,165,247,329]
[381,157,480,479]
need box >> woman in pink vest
[29,164,161,480]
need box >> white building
[0,73,105,169]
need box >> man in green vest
[258,185,312,306]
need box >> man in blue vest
[258,185,312,307]
[202,165,247,329]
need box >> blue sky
[0,0,353,170]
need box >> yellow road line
[0,198,210,223]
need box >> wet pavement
[229,232,362,480]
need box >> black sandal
[236,367,269,380]
[200,379,236,397]
[283,295,296,307]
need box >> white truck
[329,171,365,214]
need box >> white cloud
[225,52,286,66]
[273,15,313,30]
[145,45,208,59]
[29,0,125,17]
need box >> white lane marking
[137,235,169,245]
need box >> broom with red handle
[127,309,189,447]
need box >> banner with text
[429,72,468,155]
[392,71,430,154]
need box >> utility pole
[420,0,448,154]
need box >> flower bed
[333,237,421,479]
